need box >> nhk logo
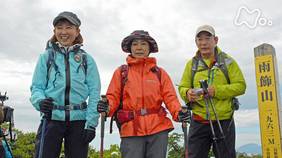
[234,6,272,29]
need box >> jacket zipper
[142,61,148,134]
[64,53,71,122]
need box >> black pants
[188,119,236,158]
[34,120,88,158]
[0,142,5,158]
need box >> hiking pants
[0,142,5,158]
[34,120,88,158]
[188,118,236,158]
[120,130,169,158]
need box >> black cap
[53,11,81,26]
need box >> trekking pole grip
[100,95,107,118]
[181,107,188,128]
[100,95,107,158]
[181,106,189,158]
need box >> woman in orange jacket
[97,30,190,158]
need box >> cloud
[0,0,280,113]
[235,109,259,128]
[1,0,281,150]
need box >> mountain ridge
[237,143,262,154]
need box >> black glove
[39,98,54,119]
[83,128,96,144]
[97,100,109,114]
[178,108,191,123]
[0,129,4,137]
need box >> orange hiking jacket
[106,55,181,137]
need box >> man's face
[195,31,218,58]
[54,20,80,47]
[130,39,150,58]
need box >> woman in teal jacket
[30,11,101,158]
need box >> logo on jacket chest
[74,53,82,63]
[145,79,158,83]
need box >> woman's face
[53,20,80,47]
[130,39,150,58]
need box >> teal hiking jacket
[30,41,101,129]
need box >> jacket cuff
[31,97,45,111]
[85,122,96,130]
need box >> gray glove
[178,108,191,123]
[97,100,109,114]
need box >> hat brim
[196,30,214,37]
[53,15,80,26]
[121,35,158,53]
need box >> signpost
[254,43,282,158]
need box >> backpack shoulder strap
[119,65,161,96]
[191,56,199,88]
[46,50,54,71]
[45,41,61,87]
[79,49,88,76]
[119,64,128,109]
[46,49,58,82]
[118,64,162,107]
[217,51,230,84]
[191,52,231,86]
[110,64,128,134]
[150,66,161,82]
[217,52,239,115]
[120,64,129,88]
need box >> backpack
[109,64,161,134]
[45,43,88,86]
[0,132,13,158]
[0,107,3,124]
[0,92,14,158]
[190,51,239,111]
[0,92,14,142]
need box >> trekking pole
[181,106,189,158]
[100,95,107,158]
[208,93,235,158]
[199,80,221,158]
[38,116,47,158]
[207,97,225,139]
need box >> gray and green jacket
[178,47,246,120]
[30,41,101,129]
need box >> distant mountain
[237,143,262,154]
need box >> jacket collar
[46,41,82,54]
[126,55,157,68]
[55,42,82,54]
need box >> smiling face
[195,31,218,59]
[130,39,150,58]
[53,19,80,47]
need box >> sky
[0,0,282,151]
